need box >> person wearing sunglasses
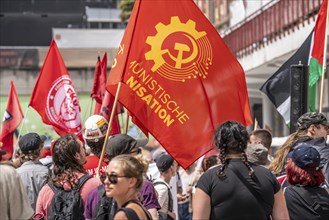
[104,154,152,220]
[84,134,160,220]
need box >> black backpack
[92,185,117,220]
[48,175,91,220]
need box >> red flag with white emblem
[29,40,83,139]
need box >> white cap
[83,115,108,142]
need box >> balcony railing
[222,0,322,59]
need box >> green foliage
[119,0,136,21]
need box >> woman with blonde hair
[104,154,152,220]
[269,130,309,176]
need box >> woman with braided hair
[193,121,289,220]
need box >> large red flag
[106,0,252,168]
[29,40,83,138]
[0,81,23,158]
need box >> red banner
[0,81,23,158]
[92,54,107,114]
[29,40,83,139]
[106,0,252,168]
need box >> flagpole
[18,107,30,138]
[97,82,122,174]
[124,115,129,134]
[319,0,329,113]
[90,98,94,116]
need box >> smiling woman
[104,155,152,220]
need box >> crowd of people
[1,112,329,220]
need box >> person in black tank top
[193,121,290,220]
[104,155,152,220]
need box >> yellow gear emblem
[145,16,213,82]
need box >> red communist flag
[0,81,23,158]
[106,0,252,168]
[29,40,83,139]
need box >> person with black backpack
[35,134,101,220]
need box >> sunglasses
[106,173,128,184]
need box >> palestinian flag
[260,0,328,124]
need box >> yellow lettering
[118,44,124,55]
[167,100,177,110]
[127,76,138,88]
[126,60,191,127]
[161,93,170,104]
[136,86,146,97]
[142,94,152,105]
[178,114,190,124]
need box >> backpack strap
[48,181,58,193]
[76,174,92,191]
[290,186,327,220]
[153,181,173,212]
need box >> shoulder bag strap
[120,200,152,220]
[229,164,269,218]
[290,186,326,220]
[118,207,139,219]
[153,181,173,212]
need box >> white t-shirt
[153,178,172,214]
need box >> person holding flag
[83,114,109,178]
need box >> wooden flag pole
[319,0,329,113]
[97,82,122,174]
[124,115,129,134]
